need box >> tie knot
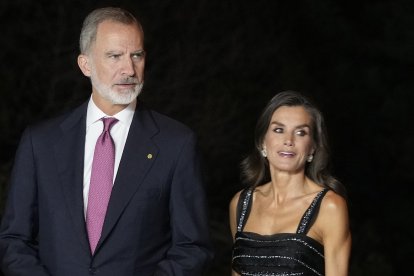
[102,117,118,132]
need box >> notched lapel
[54,103,90,252]
[98,105,159,250]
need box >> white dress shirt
[83,97,136,215]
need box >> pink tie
[86,117,118,254]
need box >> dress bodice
[232,187,329,276]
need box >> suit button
[89,267,97,274]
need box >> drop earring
[261,148,267,158]
[307,154,314,162]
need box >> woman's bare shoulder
[321,190,348,214]
[229,190,243,210]
[318,190,350,236]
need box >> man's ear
[77,54,91,77]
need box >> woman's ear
[260,144,267,158]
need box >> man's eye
[132,52,145,60]
[109,54,120,59]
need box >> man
[0,7,213,275]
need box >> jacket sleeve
[153,132,214,275]
[0,127,51,276]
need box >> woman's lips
[278,151,296,158]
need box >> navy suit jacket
[0,101,213,275]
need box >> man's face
[79,20,145,106]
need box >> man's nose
[121,57,135,77]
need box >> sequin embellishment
[232,187,329,276]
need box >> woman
[230,91,351,276]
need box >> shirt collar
[86,97,136,128]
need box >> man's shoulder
[28,102,87,135]
[140,105,194,136]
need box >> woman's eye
[296,130,307,136]
[273,128,283,133]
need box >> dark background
[1,0,413,275]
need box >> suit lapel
[97,103,159,250]
[54,102,90,252]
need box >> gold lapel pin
[147,153,153,159]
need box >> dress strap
[236,187,253,232]
[296,188,329,234]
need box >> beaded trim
[235,236,324,258]
[237,188,253,232]
[297,189,328,234]
[234,255,323,276]
[240,271,304,276]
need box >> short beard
[90,71,143,105]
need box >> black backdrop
[1,1,413,275]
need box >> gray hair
[79,7,143,54]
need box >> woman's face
[262,105,314,175]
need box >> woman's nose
[284,135,294,146]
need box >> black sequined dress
[232,188,329,276]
